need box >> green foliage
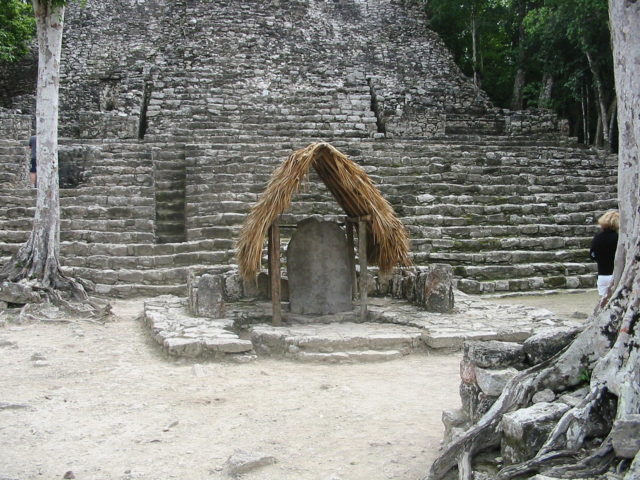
[578,367,591,384]
[0,0,36,62]
[420,0,614,146]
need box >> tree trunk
[607,96,617,153]
[471,9,481,89]
[511,68,525,110]
[582,83,590,145]
[425,3,640,478]
[586,50,611,151]
[538,72,553,108]
[511,11,526,111]
[0,0,66,288]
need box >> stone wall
[0,110,32,140]
[52,0,525,139]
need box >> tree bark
[425,3,640,478]
[511,67,525,110]
[607,96,617,153]
[586,50,611,151]
[0,0,66,288]
[538,72,553,108]
[471,8,481,90]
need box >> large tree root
[426,282,635,480]
[1,248,112,322]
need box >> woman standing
[590,210,619,296]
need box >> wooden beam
[358,219,368,321]
[268,223,282,326]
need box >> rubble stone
[523,327,581,365]
[501,402,570,464]
[611,415,640,459]
[463,340,526,369]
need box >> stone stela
[268,215,371,325]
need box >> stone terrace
[0,0,617,297]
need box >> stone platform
[142,292,587,363]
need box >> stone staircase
[0,0,618,298]
[0,128,616,297]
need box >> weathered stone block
[475,367,518,396]
[501,402,570,464]
[194,274,225,318]
[415,264,454,312]
[0,282,42,305]
[225,449,276,476]
[611,415,640,459]
[463,340,526,369]
[223,273,243,301]
[460,381,480,420]
[523,327,581,365]
[204,338,253,354]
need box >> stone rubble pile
[440,329,611,474]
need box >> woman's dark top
[590,229,618,275]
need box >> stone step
[425,249,590,265]
[63,262,233,285]
[457,274,596,294]
[452,261,595,279]
[249,322,426,360]
[60,230,156,243]
[408,223,597,239]
[62,249,234,270]
[415,235,591,253]
[401,199,616,217]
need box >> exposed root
[426,359,554,480]
[495,450,581,479]
[538,386,613,455]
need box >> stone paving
[143,292,586,363]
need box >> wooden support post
[358,219,368,322]
[268,223,282,326]
[346,221,357,300]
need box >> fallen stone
[611,415,640,458]
[163,337,203,357]
[225,449,276,476]
[475,367,518,396]
[414,265,455,313]
[203,337,253,353]
[523,327,581,365]
[501,402,570,464]
[30,352,46,361]
[557,386,589,407]
[0,282,42,304]
[463,340,526,369]
[194,274,225,318]
[532,389,556,403]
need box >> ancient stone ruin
[0,0,617,299]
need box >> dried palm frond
[236,142,411,279]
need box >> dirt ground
[0,291,600,480]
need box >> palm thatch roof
[236,142,411,280]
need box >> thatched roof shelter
[237,142,411,280]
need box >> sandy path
[0,299,461,480]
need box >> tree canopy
[422,0,615,148]
[0,0,36,62]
